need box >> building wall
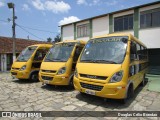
[139,4,160,48]
[113,30,134,36]
[139,28,160,48]
[62,24,74,40]
[139,3,160,12]
[61,2,160,49]
[92,16,109,37]
[76,37,89,41]
[0,54,7,72]
[113,10,134,17]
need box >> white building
[61,1,160,65]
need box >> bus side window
[136,43,140,60]
[144,48,148,60]
[130,41,137,61]
[73,47,83,62]
[139,45,145,60]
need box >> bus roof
[29,44,52,48]
[56,40,86,45]
[91,33,147,48]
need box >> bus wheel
[69,78,74,89]
[120,84,134,104]
[80,92,86,96]
[30,72,38,82]
[140,74,145,86]
[69,75,74,89]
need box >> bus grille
[80,74,107,80]
[41,70,56,73]
[11,72,17,75]
[12,67,19,70]
[80,82,103,91]
[41,76,53,81]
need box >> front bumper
[74,76,127,99]
[39,72,70,85]
[10,70,29,79]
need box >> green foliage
[47,37,52,42]
[54,34,61,43]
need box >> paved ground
[0,72,160,120]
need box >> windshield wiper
[45,58,66,62]
[53,58,66,62]
[94,60,117,64]
[17,57,25,62]
[45,58,54,62]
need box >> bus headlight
[20,65,26,71]
[74,68,78,78]
[57,67,66,75]
[109,70,123,83]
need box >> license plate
[85,89,95,95]
[44,80,50,84]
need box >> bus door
[32,48,49,69]
[72,46,83,72]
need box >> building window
[114,14,133,32]
[140,8,160,28]
[77,24,89,38]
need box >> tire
[30,72,39,82]
[128,84,134,98]
[69,78,74,89]
[69,75,74,89]
[120,84,134,104]
[120,98,127,104]
[79,92,86,96]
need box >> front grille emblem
[87,75,97,79]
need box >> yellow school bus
[39,40,86,87]
[11,44,52,81]
[74,33,148,103]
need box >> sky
[0,0,158,41]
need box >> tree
[47,37,52,42]
[54,34,61,43]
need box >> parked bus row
[10,33,148,103]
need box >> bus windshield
[80,36,128,64]
[45,42,75,62]
[17,46,37,62]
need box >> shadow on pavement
[12,79,39,84]
[75,79,148,109]
[41,84,74,92]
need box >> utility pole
[8,2,16,62]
